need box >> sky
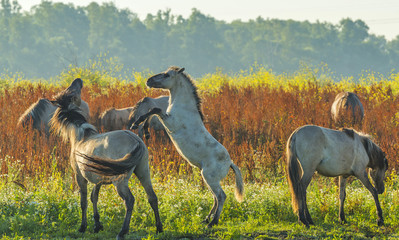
[16,0,399,40]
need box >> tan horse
[287,125,388,227]
[18,98,89,137]
[50,78,162,239]
[331,92,364,127]
[99,107,134,132]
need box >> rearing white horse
[131,66,244,228]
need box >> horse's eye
[164,73,170,77]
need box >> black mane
[170,66,204,121]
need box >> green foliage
[1,170,399,239]
[0,1,398,78]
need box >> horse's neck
[168,85,198,115]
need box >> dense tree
[0,1,398,78]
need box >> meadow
[1,62,399,239]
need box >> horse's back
[80,130,145,159]
[291,125,362,177]
[331,92,364,125]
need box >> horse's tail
[76,143,147,176]
[230,163,244,202]
[287,132,302,214]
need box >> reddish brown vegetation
[1,82,398,183]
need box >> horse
[130,66,244,228]
[127,96,169,139]
[18,97,90,137]
[99,107,134,132]
[50,78,162,239]
[286,125,388,227]
[331,92,364,127]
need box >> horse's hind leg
[91,184,104,232]
[134,161,163,233]
[299,171,314,226]
[76,174,88,233]
[115,181,135,239]
[338,176,347,223]
[202,169,227,228]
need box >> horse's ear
[50,100,61,107]
[178,68,185,74]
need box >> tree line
[1,0,398,79]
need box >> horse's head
[369,146,389,194]
[51,78,84,110]
[147,66,185,89]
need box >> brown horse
[99,107,134,132]
[331,92,364,127]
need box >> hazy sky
[17,0,399,40]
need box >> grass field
[1,62,399,239]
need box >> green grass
[1,166,399,240]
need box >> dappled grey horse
[128,95,169,139]
[331,92,364,127]
[131,66,244,228]
[50,78,162,239]
[287,125,388,227]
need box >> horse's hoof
[130,124,138,130]
[116,233,125,240]
[145,134,150,139]
[94,223,104,233]
[378,219,384,226]
[78,225,87,233]
[156,226,163,233]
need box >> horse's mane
[18,98,52,127]
[51,91,97,142]
[341,128,355,139]
[358,133,387,170]
[169,66,204,121]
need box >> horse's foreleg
[116,182,135,239]
[130,108,163,130]
[339,176,347,224]
[202,196,217,224]
[91,184,103,233]
[143,118,151,139]
[357,171,384,226]
[76,175,88,233]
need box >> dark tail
[76,143,146,176]
[286,132,302,214]
[230,163,244,202]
